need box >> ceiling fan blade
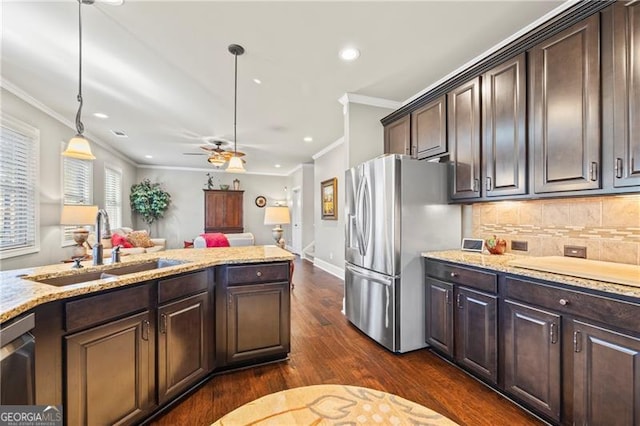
[183,152,208,156]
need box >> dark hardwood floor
[153,257,543,426]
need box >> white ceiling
[2,0,564,175]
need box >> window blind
[0,116,39,257]
[62,156,93,245]
[105,167,122,229]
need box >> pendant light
[62,0,96,160]
[226,44,246,173]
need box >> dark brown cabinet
[204,190,243,234]
[448,77,482,199]
[482,53,527,197]
[572,320,640,426]
[530,14,601,193]
[65,311,155,426]
[384,115,411,156]
[503,299,561,423]
[607,1,640,188]
[411,95,447,160]
[425,278,454,356]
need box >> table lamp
[61,205,98,258]
[264,206,290,249]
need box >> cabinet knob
[559,298,569,306]
[450,272,458,278]
[256,271,263,277]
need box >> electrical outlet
[511,240,528,252]
[564,245,587,259]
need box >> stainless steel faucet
[92,209,112,265]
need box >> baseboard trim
[313,258,344,280]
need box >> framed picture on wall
[321,177,337,220]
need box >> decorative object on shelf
[226,44,247,173]
[233,179,240,190]
[60,204,98,258]
[485,235,507,254]
[219,184,230,190]
[264,206,290,249]
[206,173,214,190]
[255,196,267,208]
[62,0,96,160]
[321,177,337,220]
[130,179,171,226]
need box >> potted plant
[130,179,171,228]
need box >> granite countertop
[422,250,640,300]
[0,246,294,324]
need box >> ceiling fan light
[62,134,96,160]
[226,156,246,173]
[208,154,227,167]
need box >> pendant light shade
[63,0,96,161]
[226,44,246,173]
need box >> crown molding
[338,93,401,110]
[1,78,136,167]
[285,162,313,177]
[312,137,344,160]
[136,164,290,177]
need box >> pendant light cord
[75,0,85,136]
[233,51,238,155]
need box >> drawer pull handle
[256,271,263,277]
[450,272,458,278]
[559,298,569,306]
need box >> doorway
[291,187,302,254]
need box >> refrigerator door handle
[345,263,394,287]
[357,176,371,256]
[355,179,366,256]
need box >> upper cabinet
[384,115,411,156]
[204,190,244,234]
[411,95,447,160]
[482,54,527,198]
[449,77,482,200]
[606,1,640,188]
[529,15,601,193]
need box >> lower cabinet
[157,292,210,404]
[572,320,640,426]
[426,279,454,356]
[503,300,561,422]
[65,311,155,426]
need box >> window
[0,115,40,258]
[104,166,122,229]
[62,154,93,245]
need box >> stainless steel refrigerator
[345,154,461,353]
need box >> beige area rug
[212,384,459,425]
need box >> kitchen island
[422,250,640,426]
[0,246,294,425]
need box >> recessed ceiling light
[339,47,360,61]
[145,155,153,159]
[93,112,109,119]
[253,78,262,85]
[275,164,281,168]
[110,130,128,138]
[303,136,313,142]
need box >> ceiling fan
[183,140,246,168]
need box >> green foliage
[129,179,171,225]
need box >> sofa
[194,232,255,248]
[87,227,166,258]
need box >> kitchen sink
[28,259,188,287]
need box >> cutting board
[507,256,640,288]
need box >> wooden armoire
[203,190,244,233]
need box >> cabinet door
[573,320,640,426]
[503,300,561,422]
[225,192,244,232]
[449,77,481,199]
[204,190,244,233]
[455,287,497,384]
[610,1,640,187]
[226,282,290,365]
[483,53,527,197]
[66,311,154,426]
[384,115,411,156]
[411,95,447,159]
[158,292,210,404]
[530,15,601,193]
[425,278,454,357]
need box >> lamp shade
[60,205,98,225]
[264,206,290,225]
[226,156,246,173]
[62,135,96,160]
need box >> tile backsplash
[472,195,640,265]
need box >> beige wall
[344,102,393,169]
[472,195,640,265]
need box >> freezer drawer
[345,263,397,352]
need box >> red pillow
[112,233,133,249]
[200,233,230,248]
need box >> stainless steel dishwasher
[1,313,35,405]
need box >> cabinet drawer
[505,276,640,334]
[65,284,150,333]
[225,262,289,286]
[425,259,497,293]
[158,270,208,304]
